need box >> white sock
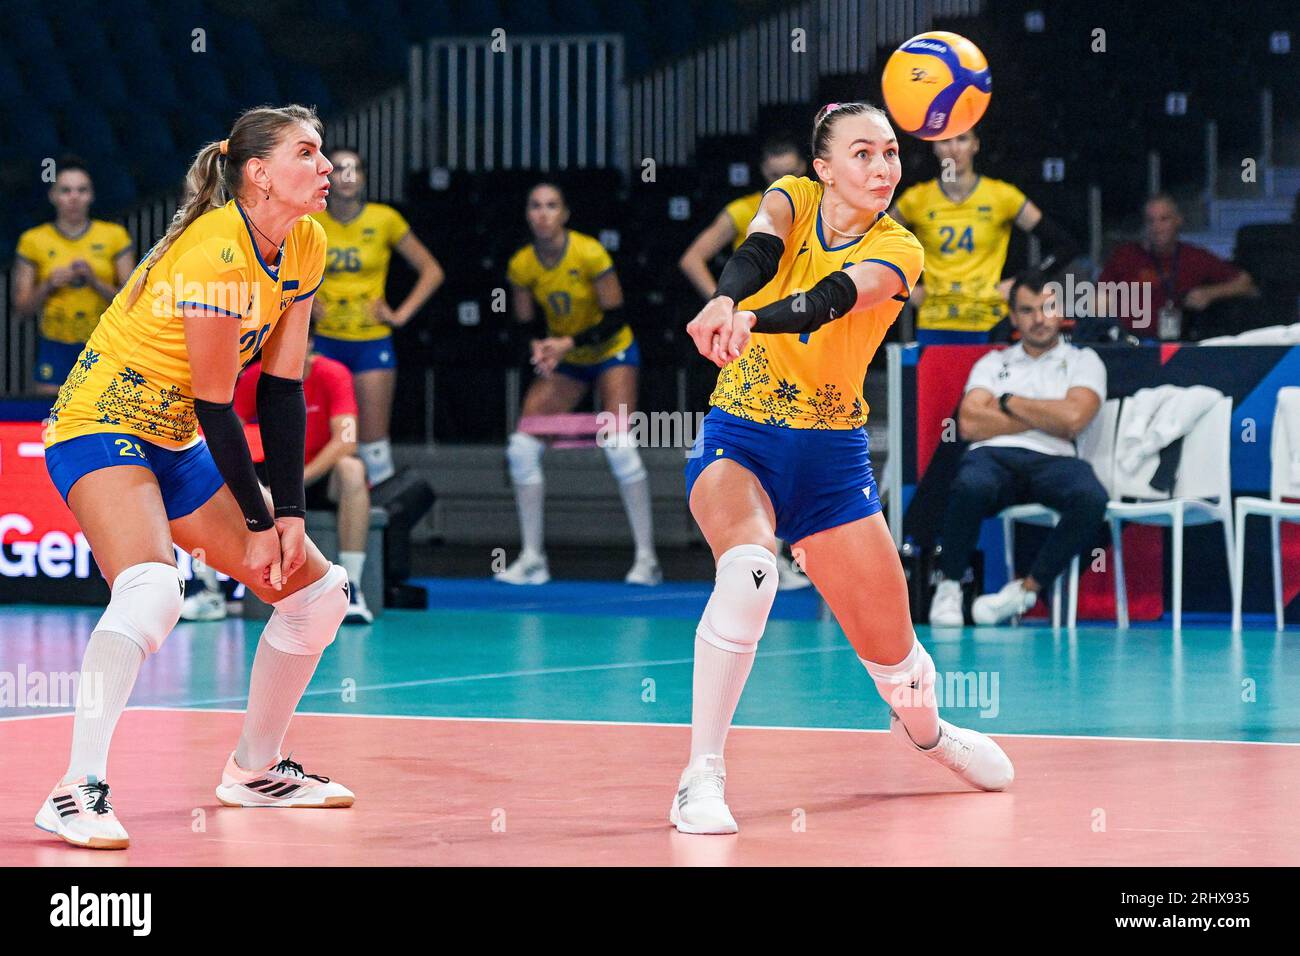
[65,631,145,783]
[235,637,322,771]
[689,635,756,760]
[861,641,941,749]
[339,550,365,586]
[514,480,545,557]
[359,439,394,485]
[616,476,656,560]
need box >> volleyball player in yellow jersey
[12,157,136,395]
[892,128,1077,343]
[498,183,660,586]
[674,103,1014,833]
[35,106,356,851]
[311,148,444,485]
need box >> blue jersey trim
[176,301,244,318]
[292,276,323,302]
[763,187,796,222]
[863,257,910,296]
[234,200,284,281]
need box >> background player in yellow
[677,137,807,296]
[674,103,1014,834]
[12,157,136,395]
[311,148,444,485]
[36,106,357,850]
[892,128,1077,343]
[498,182,660,587]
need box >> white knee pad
[95,561,184,656]
[263,563,349,656]
[697,544,779,653]
[506,432,544,485]
[861,639,937,711]
[602,439,646,484]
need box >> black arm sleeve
[714,232,785,303]
[749,270,859,335]
[255,372,308,520]
[194,397,275,532]
[1030,213,1080,277]
[571,306,629,349]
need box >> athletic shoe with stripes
[668,754,738,834]
[215,753,355,808]
[34,776,130,850]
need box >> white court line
[174,643,850,707]
[115,705,1300,748]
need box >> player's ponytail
[126,103,323,308]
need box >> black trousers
[938,446,1108,586]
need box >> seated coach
[929,272,1109,626]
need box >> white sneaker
[215,753,355,808]
[890,714,1014,791]
[625,553,663,586]
[35,775,130,849]
[494,551,550,585]
[343,582,373,624]
[180,588,227,622]
[669,754,738,834]
[775,552,813,590]
[928,579,964,627]
[971,579,1038,625]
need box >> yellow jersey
[16,220,133,344]
[710,175,923,429]
[506,230,633,365]
[723,192,762,252]
[894,176,1026,332]
[310,203,410,341]
[47,200,326,451]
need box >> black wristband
[714,232,785,304]
[256,372,308,520]
[194,397,274,532]
[1029,213,1079,277]
[999,392,1014,415]
[571,306,628,349]
[750,270,859,335]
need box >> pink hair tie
[824,102,841,114]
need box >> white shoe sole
[495,573,550,585]
[34,804,129,850]
[667,797,738,834]
[215,784,355,808]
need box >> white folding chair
[998,398,1120,628]
[1107,393,1235,630]
[1232,387,1300,631]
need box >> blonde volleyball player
[673,103,1014,833]
[311,148,444,486]
[36,106,354,850]
[497,183,661,587]
[12,157,136,395]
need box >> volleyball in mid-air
[880,31,991,141]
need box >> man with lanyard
[1099,193,1256,340]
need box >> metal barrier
[410,35,626,173]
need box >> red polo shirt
[234,354,357,463]
[1099,240,1242,338]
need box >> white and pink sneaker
[215,753,355,808]
[35,776,130,850]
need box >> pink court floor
[5,708,1299,866]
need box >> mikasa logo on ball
[909,40,949,53]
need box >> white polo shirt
[964,340,1107,458]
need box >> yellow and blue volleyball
[881,31,991,141]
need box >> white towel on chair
[1115,385,1223,483]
